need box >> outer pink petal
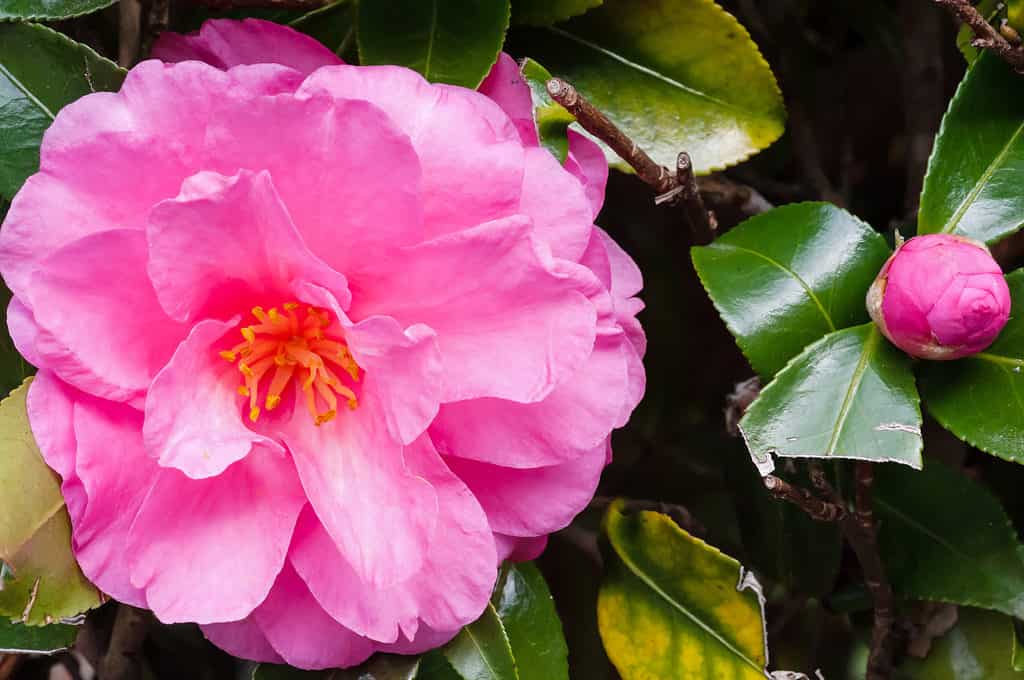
[252,563,375,669]
[298,65,524,235]
[599,227,643,301]
[564,131,609,220]
[152,19,343,74]
[478,52,538,147]
[201,619,283,664]
[431,336,627,468]
[25,229,187,405]
[144,318,283,479]
[7,299,42,370]
[377,625,459,656]
[147,169,351,322]
[351,215,597,403]
[291,436,496,644]
[495,534,549,563]
[519,146,594,261]
[127,448,306,624]
[279,391,437,589]
[28,372,154,606]
[445,442,607,537]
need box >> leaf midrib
[0,63,56,120]
[824,327,879,456]
[422,0,439,79]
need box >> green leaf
[491,562,568,680]
[739,324,923,474]
[511,0,601,26]
[506,0,784,173]
[919,51,1024,244]
[357,0,511,88]
[919,269,1024,464]
[442,604,518,680]
[253,655,421,679]
[289,0,356,58]
[0,379,102,624]
[0,0,114,20]
[691,202,890,378]
[876,461,1024,619]
[956,0,999,63]
[519,58,575,162]
[597,500,773,680]
[897,609,1024,680]
[0,618,77,654]
[0,22,125,199]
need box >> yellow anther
[219,350,237,362]
[249,406,261,422]
[241,327,256,343]
[283,302,299,311]
[239,363,254,377]
[268,308,280,322]
[347,398,358,410]
[237,386,250,397]
[266,395,281,411]
[251,306,267,322]
[315,410,337,426]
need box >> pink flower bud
[866,233,1011,360]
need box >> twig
[117,0,142,68]
[934,0,1024,73]
[589,496,706,537]
[0,654,20,680]
[546,78,717,243]
[763,475,846,522]
[98,605,150,680]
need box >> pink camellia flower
[866,233,1010,360]
[0,20,645,669]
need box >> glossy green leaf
[357,0,511,88]
[289,0,356,58]
[511,0,601,26]
[0,0,114,20]
[691,202,890,378]
[919,51,1024,244]
[506,0,784,173]
[0,22,125,199]
[919,269,1024,464]
[491,562,568,680]
[739,324,922,474]
[597,501,772,680]
[0,618,76,654]
[442,604,518,680]
[876,461,1024,618]
[0,379,102,624]
[1013,620,1024,671]
[897,609,1023,680]
[253,655,421,679]
[520,58,575,162]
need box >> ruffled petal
[201,619,284,664]
[290,436,495,644]
[25,229,187,405]
[564,131,608,220]
[127,448,306,623]
[144,318,284,479]
[298,65,524,235]
[446,442,607,537]
[478,52,537,146]
[350,215,597,403]
[152,18,343,74]
[147,169,351,322]
[7,299,43,368]
[430,336,627,467]
[519,146,594,261]
[252,563,375,669]
[495,534,549,562]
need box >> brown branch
[546,78,716,243]
[117,0,142,68]
[98,605,151,680]
[934,0,1024,73]
[763,474,845,522]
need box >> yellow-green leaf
[507,0,785,173]
[0,379,102,625]
[598,500,802,680]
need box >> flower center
[219,303,360,426]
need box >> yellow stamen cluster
[219,303,360,426]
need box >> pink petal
[144,318,283,479]
[252,563,374,669]
[202,619,284,664]
[445,442,607,537]
[377,624,459,656]
[290,436,495,644]
[564,130,609,220]
[350,215,597,403]
[478,52,538,147]
[495,534,549,562]
[146,169,351,323]
[25,230,187,405]
[431,336,628,467]
[152,18,343,74]
[127,448,306,623]
[298,65,524,235]
[7,298,42,370]
[519,146,594,261]
[279,391,438,589]
[598,227,643,301]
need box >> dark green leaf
[897,608,1024,679]
[0,22,124,199]
[876,461,1024,618]
[739,324,922,473]
[441,604,518,680]
[519,58,574,162]
[0,0,114,20]
[506,0,784,173]
[511,0,601,26]
[253,655,420,679]
[691,202,890,377]
[491,562,568,680]
[357,0,511,88]
[0,379,103,624]
[289,0,356,59]
[919,51,1024,244]
[0,618,76,654]
[920,269,1024,464]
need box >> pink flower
[0,19,644,669]
[866,233,1010,360]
